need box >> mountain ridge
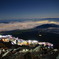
[35,24,59,29]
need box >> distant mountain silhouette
[35,24,59,29]
[40,18,59,21]
[0,18,59,23]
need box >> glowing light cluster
[0,35,53,47]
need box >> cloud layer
[0,20,59,31]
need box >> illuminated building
[2,38,9,42]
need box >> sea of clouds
[0,20,59,31]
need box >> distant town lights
[28,40,32,43]
[39,34,42,36]
[32,40,38,43]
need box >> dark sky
[0,0,59,19]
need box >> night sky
[0,0,59,19]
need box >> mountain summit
[35,24,59,29]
